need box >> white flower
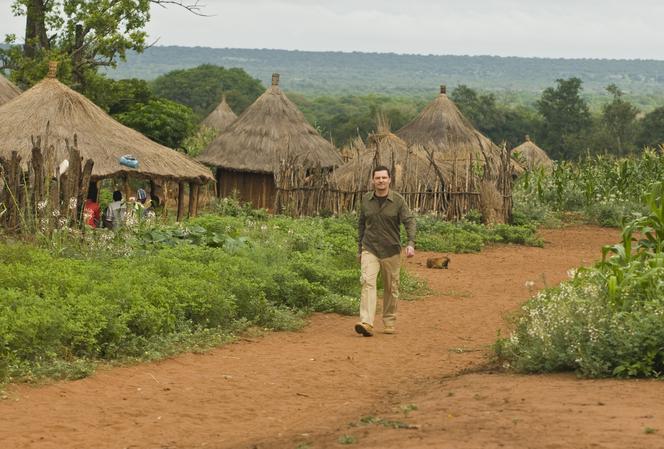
[567,268,577,279]
[68,197,77,210]
[37,200,48,211]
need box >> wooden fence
[0,136,93,234]
[273,146,514,223]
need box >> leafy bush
[496,182,664,377]
[513,150,664,227]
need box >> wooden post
[176,181,185,221]
[188,181,197,217]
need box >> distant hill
[104,46,664,100]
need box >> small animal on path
[426,256,450,269]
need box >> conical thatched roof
[0,73,213,183]
[197,73,341,173]
[330,121,444,193]
[201,95,237,133]
[512,136,554,171]
[0,74,20,106]
[395,85,510,178]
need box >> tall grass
[513,148,664,226]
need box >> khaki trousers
[359,250,401,327]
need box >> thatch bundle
[197,73,341,173]
[330,121,444,194]
[512,136,554,171]
[201,95,237,133]
[0,70,213,183]
[395,85,506,181]
[0,74,20,106]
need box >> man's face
[372,170,391,192]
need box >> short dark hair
[112,190,122,201]
[372,165,391,177]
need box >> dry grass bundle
[0,74,20,106]
[0,74,213,183]
[197,73,342,173]
[331,122,443,194]
[201,95,237,133]
[512,136,554,171]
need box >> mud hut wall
[216,168,276,210]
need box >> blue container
[119,154,139,169]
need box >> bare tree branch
[149,0,210,17]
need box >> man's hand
[406,245,415,258]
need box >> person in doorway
[82,182,101,228]
[355,165,416,337]
[103,190,126,230]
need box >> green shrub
[497,182,664,377]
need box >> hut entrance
[216,168,276,210]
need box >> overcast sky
[1,0,663,60]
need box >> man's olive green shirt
[358,190,416,259]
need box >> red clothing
[83,199,101,228]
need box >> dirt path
[2,226,664,449]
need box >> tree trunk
[24,0,49,58]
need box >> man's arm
[358,205,366,257]
[400,200,416,256]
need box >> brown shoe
[354,322,374,337]
[383,325,395,334]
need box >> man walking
[355,165,416,337]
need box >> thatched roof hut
[395,85,504,178]
[197,73,341,208]
[395,85,517,223]
[0,69,213,184]
[512,136,554,171]
[201,95,237,133]
[0,74,20,106]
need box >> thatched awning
[201,95,237,133]
[197,73,341,174]
[512,136,554,171]
[0,76,213,183]
[0,74,20,106]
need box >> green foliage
[86,76,154,115]
[599,84,639,155]
[105,47,664,105]
[181,126,218,158]
[414,215,543,253]
[536,78,592,159]
[451,85,539,148]
[2,0,153,89]
[115,98,197,149]
[290,93,425,146]
[151,64,264,117]
[496,182,664,378]
[513,150,664,226]
[637,106,664,149]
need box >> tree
[600,84,639,155]
[151,64,264,117]
[637,106,664,149]
[1,0,204,89]
[451,85,539,148]
[115,98,197,150]
[536,77,592,159]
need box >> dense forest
[104,46,664,110]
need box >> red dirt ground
[2,226,664,449]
